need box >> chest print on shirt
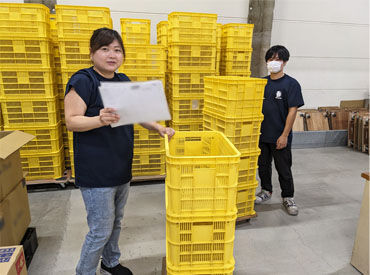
[275,90,282,99]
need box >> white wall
[271,0,369,108]
[57,0,369,108]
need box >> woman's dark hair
[265,45,290,62]
[90,27,125,59]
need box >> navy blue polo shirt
[260,74,304,144]
[65,67,134,188]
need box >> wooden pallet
[25,170,71,188]
[305,111,329,131]
[236,212,258,224]
[292,111,305,132]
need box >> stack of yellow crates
[216,23,222,75]
[119,18,167,177]
[55,5,112,177]
[167,12,217,131]
[165,131,240,274]
[203,76,267,219]
[0,3,65,181]
[220,24,254,77]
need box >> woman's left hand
[158,126,175,140]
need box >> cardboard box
[0,179,31,246]
[0,131,34,202]
[0,245,27,275]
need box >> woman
[64,27,175,275]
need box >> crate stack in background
[167,12,218,132]
[216,23,222,75]
[55,5,112,177]
[203,76,267,219]
[165,131,240,274]
[0,3,65,181]
[119,18,167,177]
[220,24,254,77]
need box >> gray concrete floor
[27,147,368,275]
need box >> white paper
[99,80,171,127]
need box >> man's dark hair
[265,45,290,62]
[90,28,125,59]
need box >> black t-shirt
[65,67,134,188]
[260,74,304,144]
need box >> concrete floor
[26,147,368,275]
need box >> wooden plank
[236,212,258,223]
[340,99,365,109]
[362,172,370,181]
[292,111,305,132]
[330,110,350,130]
[131,175,165,182]
[318,106,340,112]
[350,176,369,274]
[348,112,356,147]
[357,116,364,151]
[305,111,329,131]
[162,257,166,275]
[361,116,369,153]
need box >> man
[255,45,304,216]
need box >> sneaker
[100,262,133,275]
[255,189,272,204]
[283,197,298,216]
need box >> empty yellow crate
[169,97,204,122]
[216,23,222,49]
[168,43,216,71]
[119,45,166,74]
[165,131,240,190]
[238,150,260,184]
[203,111,263,137]
[224,133,261,155]
[167,71,214,98]
[170,120,203,132]
[1,97,60,127]
[221,24,254,49]
[166,212,236,267]
[0,3,50,38]
[236,181,258,217]
[21,146,65,180]
[0,68,56,98]
[120,18,150,45]
[167,260,234,275]
[59,39,91,70]
[132,151,165,176]
[55,5,111,39]
[4,122,62,154]
[168,12,217,44]
[157,21,168,46]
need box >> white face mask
[267,60,283,73]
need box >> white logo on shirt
[275,91,282,99]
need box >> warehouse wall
[57,0,369,108]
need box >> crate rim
[165,131,241,159]
[168,11,218,18]
[55,4,110,12]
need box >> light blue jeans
[76,182,130,275]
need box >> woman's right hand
[99,108,120,126]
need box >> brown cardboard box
[0,245,27,275]
[0,179,31,246]
[0,131,34,202]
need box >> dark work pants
[258,142,294,198]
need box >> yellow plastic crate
[4,122,62,154]
[166,212,236,267]
[132,151,166,176]
[223,132,261,154]
[220,48,252,73]
[119,45,166,74]
[165,131,240,189]
[157,21,168,46]
[203,111,263,137]
[167,71,215,98]
[64,147,71,168]
[50,13,57,40]
[55,5,111,39]
[0,3,50,38]
[61,70,75,88]
[0,69,56,98]
[236,181,258,217]
[168,12,217,44]
[120,18,150,44]
[58,39,91,70]
[62,124,68,148]
[220,71,251,77]
[134,123,165,153]
[168,43,216,71]
[1,96,60,127]
[221,24,254,49]
[169,97,204,122]
[68,131,73,151]
[238,150,260,185]
[21,146,65,180]
[167,260,234,275]
[216,23,222,49]
[170,120,203,132]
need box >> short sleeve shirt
[260,74,304,144]
[65,67,134,188]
